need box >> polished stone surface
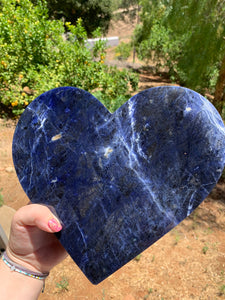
[12,86,225,284]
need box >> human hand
[6,203,68,274]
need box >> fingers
[12,204,62,233]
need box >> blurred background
[0,1,225,299]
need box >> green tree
[134,0,225,115]
[214,54,225,113]
[45,0,113,36]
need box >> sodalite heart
[12,86,225,284]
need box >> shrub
[0,0,139,117]
[115,42,132,61]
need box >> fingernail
[48,218,62,232]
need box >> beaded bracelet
[2,252,49,292]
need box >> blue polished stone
[12,86,225,284]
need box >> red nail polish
[48,218,62,232]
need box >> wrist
[6,247,48,274]
[0,258,43,300]
[3,251,49,279]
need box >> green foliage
[56,276,69,292]
[219,284,225,295]
[102,288,106,300]
[202,245,209,254]
[115,42,132,61]
[143,288,153,299]
[93,68,139,112]
[0,188,4,207]
[134,0,225,96]
[173,230,180,245]
[114,0,139,9]
[134,253,142,261]
[0,0,138,117]
[45,0,113,36]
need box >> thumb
[13,204,63,233]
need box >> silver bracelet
[1,251,49,292]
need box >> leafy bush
[0,0,139,117]
[115,42,132,61]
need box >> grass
[0,188,4,207]
[56,276,69,293]
[102,288,106,300]
[134,254,142,261]
[204,227,213,235]
[174,230,181,245]
[202,245,209,254]
[143,288,153,299]
[219,284,225,296]
[220,270,225,280]
[190,209,200,230]
[171,229,181,245]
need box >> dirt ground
[0,14,225,300]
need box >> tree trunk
[213,54,225,114]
